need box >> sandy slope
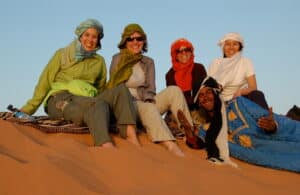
[0,120,299,195]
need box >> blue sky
[0,0,299,115]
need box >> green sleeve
[21,50,62,115]
[95,56,107,94]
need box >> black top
[166,63,207,110]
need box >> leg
[83,99,113,146]
[97,84,140,145]
[126,124,141,146]
[136,101,184,157]
[161,140,185,157]
[244,90,269,110]
[47,91,114,147]
[155,86,193,131]
[136,101,175,142]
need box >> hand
[19,109,28,114]
[257,107,277,133]
[233,90,242,98]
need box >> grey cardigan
[110,53,156,101]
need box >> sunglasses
[176,47,192,53]
[126,36,145,42]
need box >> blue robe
[198,96,300,173]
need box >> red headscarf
[170,38,195,92]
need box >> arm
[233,74,257,98]
[193,63,207,88]
[198,63,207,80]
[233,58,257,98]
[109,54,120,76]
[21,50,62,115]
[142,57,156,102]
[165,68,176,87]
[94,55,107,94]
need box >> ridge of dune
[0,120,299,195]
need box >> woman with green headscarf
[20,19,140,148]
[108,23,194,157]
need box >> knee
[111,83,131,99]
[144,102,157,111]
[63,104,84,126]
[246,90,269,110]
[114,83,126,93]
[139,102,159,115]
[249,90,265,98]
[166,86,182,95]
[96,100,110,109]
[93,100,110,117]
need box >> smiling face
[198,87,215,112]
[125,32,145,54]
[79,27,99,51]
[176,47,193,64]
[223,39,241,58]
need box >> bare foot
[101,142,116,148]
[162,141,185,157]
[126,125,141,147]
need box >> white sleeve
[244,58,255,77]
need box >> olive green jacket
[22,48,107,115]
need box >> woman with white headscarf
[208,32,269,110]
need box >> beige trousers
[135,86,193,142]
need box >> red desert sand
[0,119,299,195]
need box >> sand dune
[0,120,299,195]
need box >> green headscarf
[106,49,142,89]
[118,23,148,52]
[106,23,148,89]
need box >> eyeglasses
[176,47,192,53]
[126,36,145,42]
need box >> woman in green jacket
[21,19,140,148]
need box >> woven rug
[0,112,89,134]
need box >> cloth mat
[0,112,89,134]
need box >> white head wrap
[218,32,244,49]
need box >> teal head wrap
[75,19,104,49]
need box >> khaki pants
[46,84,136,146]
[136,86,192,142]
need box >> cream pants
[135,86,193,142]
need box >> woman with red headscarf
[108,24,196,156]
[165,38,207,139]
[166,38,207,111]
